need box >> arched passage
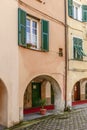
[0,79,8,126]
[72,78,87,106]
[23,75,62,115]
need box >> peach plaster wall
[18,0,65,120]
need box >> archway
[23,75,62,115]
[0,79,8,126]
[72,78,87,106]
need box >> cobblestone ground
[4,107,87,130]
[19,108,87,130]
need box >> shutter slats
[73,37,83,60]
[68,0,73,17]
[41,20,49,51]
[82,5,87,22]
[18,8,26,46]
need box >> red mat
[24,105,54,115]
[72,100,87,106]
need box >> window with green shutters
[82,5,87,22]
[68,1,87,22]
[68,0,73,17]
[73,37,83,60]
[18,8,49,51]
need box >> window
[26,17,38,48]
[18,8,49,51]
[73,37,83,60]
[68,0,87,22]
[73,1,82,21]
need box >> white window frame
[26,16,39,49]
[73,1,82,21]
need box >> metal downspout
[64,0,67,109]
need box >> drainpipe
[64,0,67,109]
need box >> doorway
[32,83,41,107]
[74,81,80,101]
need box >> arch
[0,78,8,126]
[72,78,87,106]
[23,75,62,116]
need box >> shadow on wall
[0,79,8,127]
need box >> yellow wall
[66,0,87,106]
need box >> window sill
[69,17,87,23]
[69,16,82,23]
[69,59,87,62]
[19,45,48,52]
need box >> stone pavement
[5,107,87,130]
[0,125,6,130]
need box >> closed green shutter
[41,20,49,51]
[68,0,73,17]
[18,8,26,46]
[82,5,87,22]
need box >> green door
[32,83,41,107]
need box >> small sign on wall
[33,85,36,89]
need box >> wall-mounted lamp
[58,48,63,57]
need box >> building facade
[0,0,65,127]
[67,0,87,106]
[0,0,19,127]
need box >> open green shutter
[82,5,87,22]
[18,8,26,46]
[73,37,83,59]
[73,37,82,46]
[41,20,49,51]
[73,37,77,59]
[68,0,73,17]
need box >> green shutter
[68,0,73,17]
[18,8,26,46]
[73,37,83,60]
[41,20,49,51]
[82,5,87,22]
[73,37,82,47]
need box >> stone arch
[71,78,87,106]
[0,78,8,126]
[23,75,62,116]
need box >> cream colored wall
[67,71,87,105]
[66,0,87,106]
[0,0,19,127]
[18,0,65,119]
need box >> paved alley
[5,107,87,130]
